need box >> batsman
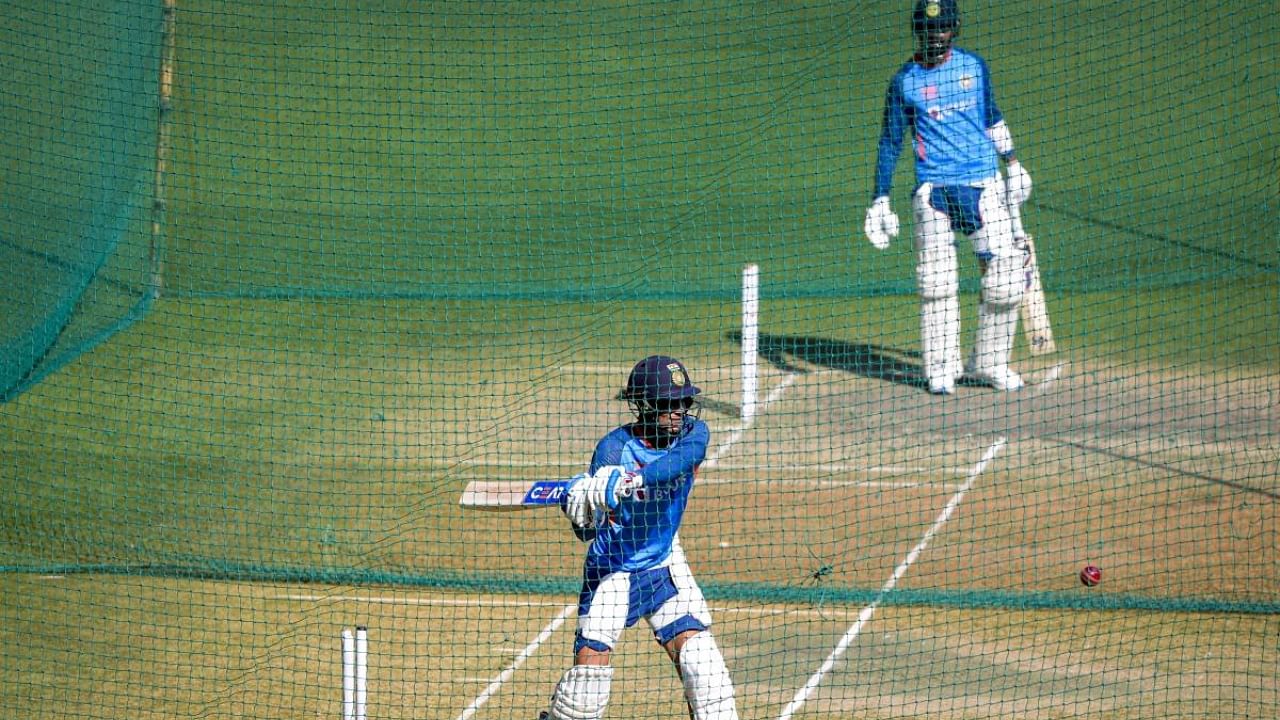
[863,0,1034,394]
[540,356,739,720]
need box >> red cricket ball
[1080,565,1102,587]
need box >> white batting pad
[968,299,1024,391]
[679,633,739,720]
[547,664,613,720]
[922,296,962,392]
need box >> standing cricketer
[863,0,1034,394]
[541,355,738,720]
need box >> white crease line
[274,595,568,607]
[453,458,585,469]
[704,372,798,468]
[454,603,576,720]
[696,477,961,490]
[557,364,631,374]
[449,458,970,477]
[277,596,885,621]
[558,364,741,377]
[778,436,1007,720]
[706,462,971,476]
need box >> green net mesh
[2,2,1276,719]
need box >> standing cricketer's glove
[1005,160,1033,209]
[863,196,899,250]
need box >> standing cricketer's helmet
[912,0,960,64]
[623,355,702,422]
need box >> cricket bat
[1010,204,1057,355]
[459,479,569,511]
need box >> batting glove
[587,465,643,513]
[562,472,597,529]
[863,196,899,250]
[1005,161,1032,209]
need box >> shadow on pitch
[726,331,928,390]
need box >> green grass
[160,1,1277,299]
[3,4,1278,717]
[2,277,1275,573]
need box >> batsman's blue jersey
[583,419,709,575]
[874,48,1004,198]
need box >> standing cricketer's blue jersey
[873,48,1004,198]
[582,419,709,575]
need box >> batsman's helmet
[912,0,960,35]
[623,355,701,418]
[912,0,960,64]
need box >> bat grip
[1009,204,1031,241]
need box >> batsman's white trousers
[578,539,713,650]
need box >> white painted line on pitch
[558,364,632,374]
[454,603,576,720]
[705,462,971,477]
[698,477,962,491]
[696,476,962,491]
[279,594,872,621]
[275,594,570,607]
[449,457,970,477]
[558,364,741,378]
[704,372,798,468]
[453,458,585,469]
[777,436,1007,720]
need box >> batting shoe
[966,366,1024,392]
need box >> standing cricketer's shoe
[537,712,549,720]
[965,365,1024,391]
[927,362,963,395]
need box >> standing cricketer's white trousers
[911,175,1025,394]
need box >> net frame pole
[148,0,177,299]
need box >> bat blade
[1018,235,1056,355]
[459,479,569,511]
[1011,207,1056,355]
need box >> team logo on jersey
[922,85,938,100]
[960,74,974,90]
[667,362,688,387]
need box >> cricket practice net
[2,2,1276,719]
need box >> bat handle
[1010,203,1031,241]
